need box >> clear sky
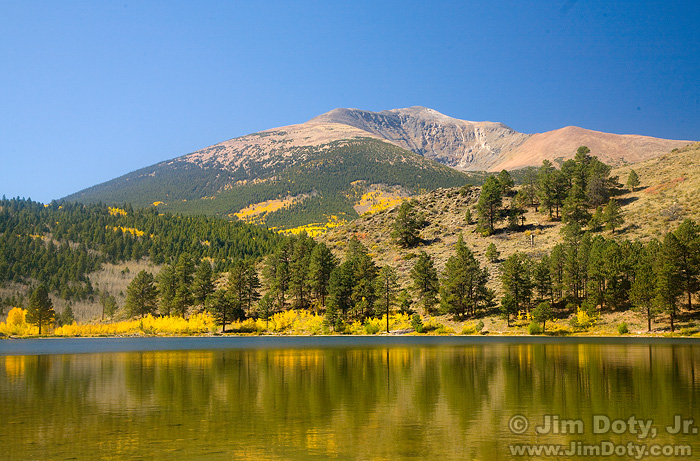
[1,1,698,203]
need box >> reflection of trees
[1,343,698,459]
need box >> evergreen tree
[532,301,553,332]
[308,242,337,309]
[654,233,684,332]
[497,169,514,196]
[464,208,473,225]
[156,264,177,316]
[376,265,399,332]
[173,253,195,316]
[440,235,490,319]
[522,167,539,209]
[532,255,552,302]
[192,260,215,307]
[626,169,640,192]
[327,261,354,321]
[207,288,242,332]
[257,293,275,330]
[476,175,503,235]
[603,199,624,234]
[562,183,591,227]
[410,251,440,314]
[124,270,158,318]
[673,219,700,311]
[391,201,420,248]
[485,243,500,263]
[499,294,517,327]
[26,284,55,334]
[630,242,660,332]
[289,233,315,309]
[500,253,533,317]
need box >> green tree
[257,293,275,330]
[603,199,624,234]
[156,264,177,316]
[673,219,700,311]
[562,183,591,227]
[499,294,517,327]
[532,255,552,302]
[376,265,399,333]
[207,289,242,332]
[410,251,440,314]
[500,253,533,317]
[532,301,553,332]
[485,243,500,263]
[391,201,420,248]
[626,169,640,192]
[476,175,503,235]
[173,253,195,316]
[440,235,490,319]
[497,169,514,196]
[654,234,684,332]
[124,270,158,318]
[192,260,215,307]
[308,242,337,309]
[99,291,118,320]
[464,208,473,225]
[26,284,55,334]
[630,243,660,332]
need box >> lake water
[1,337,699,459]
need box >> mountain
[493,125,691,171]
[310,106,693,171]
[308,107,531,170]
[65,106,692,230]
[64,130,474,230]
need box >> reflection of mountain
[2,344,698,459]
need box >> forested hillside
[64,138,477,229]
[0,198,281,312]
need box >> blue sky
[1,1,698,203]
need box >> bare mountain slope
[310,107,692,172]
[309,106,531,170]
[493,125,692,171]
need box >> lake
[1,337,699,459]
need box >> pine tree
[192,260,214,307]
[654,234,684,332]
[308,242,336,309]
[497,169,514,196]
[124,270,158,318]
[532,301,553,332]
[630,242,660,332]
[376,266,399,333]
[626,169,640,192]
[391,201,420,248]
[26,284,55,334]
[476,175,503,235]
[485,243,500,262]
[500,253,532,316]
[440,235,490,319]
[156,264,177,316]
[603,199,624,234]
[673,219,700,311]
[410,251,439,314]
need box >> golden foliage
[108,207,127,216]
[355,190,407,215]
[107,225,146,237]
[53,313,217,336]
[0,308,38,336]
[281,215,347,237]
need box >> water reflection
[1,344,698,459]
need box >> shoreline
[2,334,700,356]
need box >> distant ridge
[64,106,693,229]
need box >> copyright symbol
[509,415,529,434]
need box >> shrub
[617,322,629,335]
[476,320,484,332]
[528,321,543,335]
[570,308,597,331]
[411,314,424,333]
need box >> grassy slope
[317,144,700,334]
